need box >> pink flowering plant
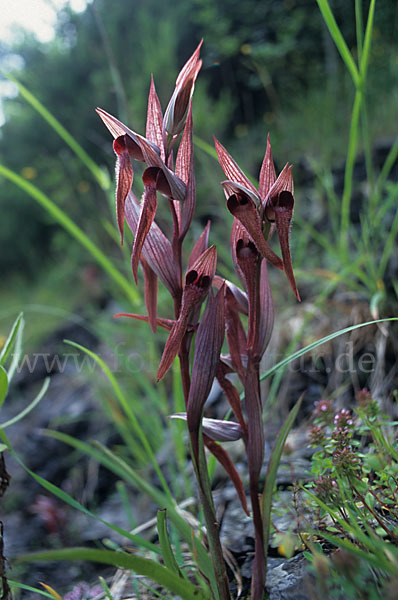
[96,43,302,599]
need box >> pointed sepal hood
[163,41,202,152]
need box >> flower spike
[216,134,300,301]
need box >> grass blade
[260,318,397,382]
[261,395,304,558]
[0,366,8,409]
[378,206,398,280]
[157,509,183,577]
[0,377,50,428]
[375,137,398,197]
[340,88,362,256]
[359,0,376,81]
[0,164,139,306]
[98,577,114,600]
[9,581,57,599]
[7,312,25,383]
[316,0,359,86]
[0,313,24,367]
[18,548,210,600]
[2,73,110,190]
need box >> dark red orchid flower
[96,107,161,245]
[215,136,300,301]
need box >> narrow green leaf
[378,209,398,280]
[18,548,209,600]
[0,313,24,366]
[0,164,138,306]
[2,73,110,190]
[157,510,183,577]
[262,395,304,556]
[260,318,398,382]
[340,87,363,256]
[9,581,56,599]
[193,135,219,159]
[316,0,360,86]
[355,0,364,61]
[369,291,385,317]
[7,312,25,383]
[0,377,50,429]
[0,366,8,409]
[375,136,398,197]
[98,577,114,600]
[64,339,172,501]
[359,0,376,81]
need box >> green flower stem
[340,87,362,258]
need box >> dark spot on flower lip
[236,239,258,259]
[186,269,198,285]
[238,194,249,205]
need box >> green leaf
[0,377,49,429]
[0,164,138,307]
[359,0,376,82]
[260,318,398,382]
[316,0,360,86]
[0,366,8,409]
[262,395,304,558]
[0,313,24,367]
[9,581,57,599]
[98,576,114,600]
[157,509,183,577]
[18,548,210,600]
